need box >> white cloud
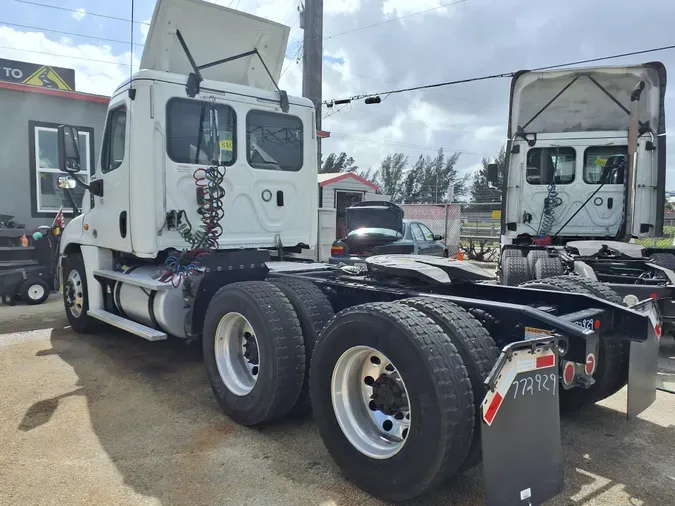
[72,8,87,22]
[382,0,451,18]
[0,26,135,96]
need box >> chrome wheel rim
[65,270,84,318]
[28,284,45,300]
[331,346,411,459]
[214,312,260,396]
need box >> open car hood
[345,202,404,236]
[140,0,290,91]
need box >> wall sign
[0,58,76,91]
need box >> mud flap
[481,337,564,506]
[627,298,661,418]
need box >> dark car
[329,201,449,268]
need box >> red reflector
[331,246,344,256]
[655,324,661,337]
[585,353,596,376]
[594,319,600,330]
[563,362,575,384]
[484,392,503,425]
[536,354,555,369]
[650,292,658,300]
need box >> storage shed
[318,172,389,239]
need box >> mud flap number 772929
[480,337,564,506]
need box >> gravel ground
[1,295,674,506]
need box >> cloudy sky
[2,0,674,187]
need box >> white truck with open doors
[56,1,663,503]
[491,62,675,337]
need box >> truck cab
[499,63,666,245]
[59,0,318,261]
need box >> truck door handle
[277,190,284,206]
[607,198,613,209]
[119,211,128,238]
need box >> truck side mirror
[57,125,81,174]
[487,163,499,186]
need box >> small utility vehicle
[54,1,662,503]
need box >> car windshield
[348,227,402,238]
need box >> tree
[377,153,408,201]
[471,144,506,203]
[320,152,358,173]
[399,149,467,204]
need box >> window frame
[410,223,425,242]
[165,97,238,166]
[246,109,304,172]
[28,120,95,218]
[101,105,128,174]
[583,145,628,184]
[525,146,577,186]
[417,223,435,241]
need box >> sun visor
[140,0,290,91]
[508,62,666,136]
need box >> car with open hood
[329,201,448,268]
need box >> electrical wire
[280,44,303,78]
[0,20,142,46]
[324,43,675,105]
[13,0,150,25]
[328,132,492,157]
[324,0,468,40]
[0,44,135,66]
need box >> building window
[246,110,303,171]
[31,124,92,214]
[166,98,236,165]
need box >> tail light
[331,244,344,257]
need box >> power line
[13,0,150,25]
[0,44,134,66]
[0,20,142,46]
[329,132,491,157]
[280,43,303,79]
[324,0,468,40]
[324,42,675,105]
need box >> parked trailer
[53,1,662,503]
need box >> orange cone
[457,250,464,261]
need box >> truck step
[93,269,172,291]
[88,309,167,341]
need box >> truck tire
[268,277,334,414]
[649,252,675,271]
[398,297,499,471]
[20,278,50,305]
[526,249,549,274]
[518,276,626,411]
[501,248,523,262]
[62,253,100,333]
[501,256,531,286]
[534,257,564,279]
[202,281,306,426]
[310,302,474,501]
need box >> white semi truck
[55,1,662,503]
[492,63,675,337]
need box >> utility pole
[300,0,323,168]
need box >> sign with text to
[0,58,75,91]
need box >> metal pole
[302,0,323,170]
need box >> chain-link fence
[456,202,501,262]
[399,204,461,255]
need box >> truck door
[85,97,132,252]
